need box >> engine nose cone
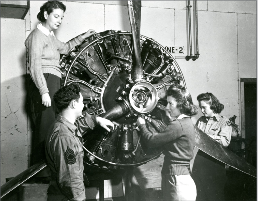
[129,81,158,114]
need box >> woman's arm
[55,30,96,54]
[138,120,182,148]
[208,124,232,147]
[26,32,49,95]
[197,116,232,147]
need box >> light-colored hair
[167,84,198,116]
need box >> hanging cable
[193,0,199,60]
[193,0,196,58]
[185,0,199,61]
[186,0,192,60]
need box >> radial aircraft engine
[60,28,183,170]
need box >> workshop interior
[1,0,256,201]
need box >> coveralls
[45,113,96,201]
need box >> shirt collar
[57,115,77,134]
[37,23,55,36]
[213,114,221,121]
[177,114,190,120]
[168,114,190,122]
[206,114,220,122]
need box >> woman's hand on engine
[137,116,146,126]
[81,29,96,40]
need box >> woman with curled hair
[25,0,96,166]
[167,84,199,116]
[137,84,198,201]
[196,92,232,147]
[190,94,233,201]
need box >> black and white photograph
[1,1,256,201]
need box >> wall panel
[238,13,256,78]
[176,11,239,121]
[1,18,28,185]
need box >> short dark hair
[167,84,198,116]
[54,83,80,112]
[197,92,224,114]
[37,1,66,22]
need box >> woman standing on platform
[25,1,95,165]
[137,84,198,201]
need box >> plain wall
[1,18,29,185]
[1,0,256,195]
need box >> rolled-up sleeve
[75,112,97,135]
[196,116,232,147]
[52,135,86,200]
